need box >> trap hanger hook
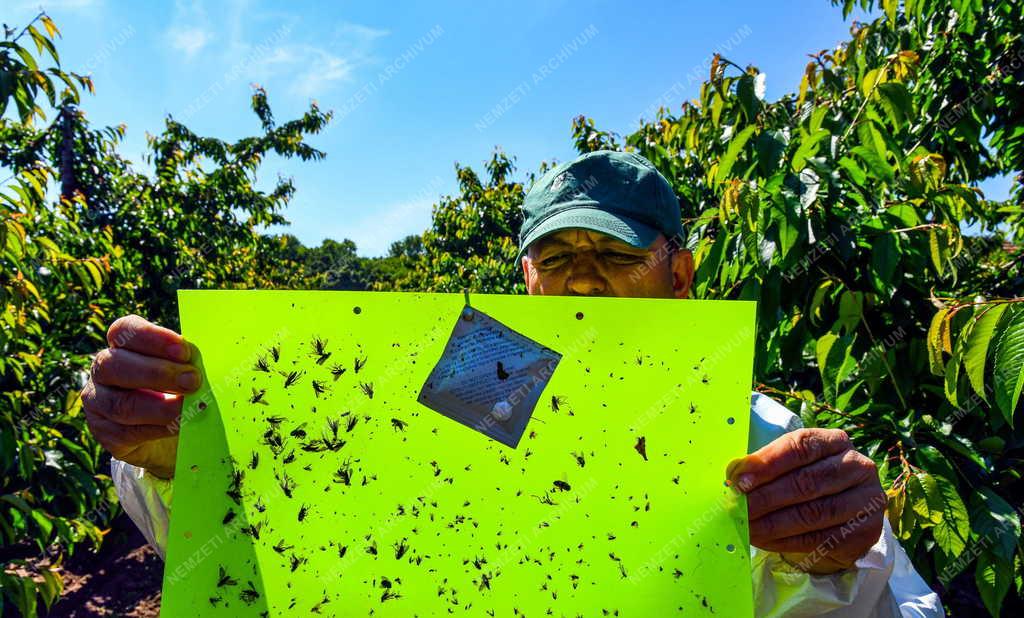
[462,288,474,320]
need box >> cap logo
[550,171,573,192]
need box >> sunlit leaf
[992,304,1024,426]
[964,304,1008,404]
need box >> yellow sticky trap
[164,291,756,617]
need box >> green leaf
[755,130,786,176]
[837,290,863,334]
[877,82,913,128]
[992,304,1024,426]
[914,445,957,482]
[808,105,829,134]
[945,308,975,407]
[716,125,757,183]
[735,75,761,122]
[816,329,856,402]
[774,196,801,261]
[931,474,969,558]
[13,43,39,72]
[809,279,834,326]
[858,119,888,160]
[30,510,53,544]
[850,145,894,183]
[0,494,33,515]
[711,91,725,127]
[869,233,898,296]
[886,203,921,227]
[969,488,1021,564]
[790,129,830,172]
[908,471,943,525]
[694,232,726,298]
[838,156,867,185]
[977,436,1004,453]
[929,227,947,276]
[38,568,63,610]
[964,304,1007,404]
[816,332,839,382]
[82,259,104,289]
[976,550,1012,617]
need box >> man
[82,150,943,616]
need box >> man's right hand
[81,315,201,480]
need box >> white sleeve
[751,518,943,617]
[110,457,173,560]
[748,393,944,617]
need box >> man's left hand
[727,428,887,574]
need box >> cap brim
[517,206,661,262]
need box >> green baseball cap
[517,150,684,261]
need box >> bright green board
[163,291,756,617]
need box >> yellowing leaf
[861,68,882,99]
[41,15,60,39]
[927,308,950,376]
[883,0,898,24]
[886,484,906,536]
[897,50,919,65]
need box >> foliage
[1,14,120,617]
[2,1,1023,615]
[0,12,332,616]
[387,150,529,294]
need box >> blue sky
[8,0,1015,255]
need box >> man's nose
[567,257,607,296]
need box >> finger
[81,382,183,426]
[753,509,885,558]
[729,428,853,491]
[107,314,190,363]
[91,347,201,393]
[750,484,887,542]
[746,450,877,519]
[85,413,177,458]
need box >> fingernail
[177,371,200,391]
[167,343,190,363]
[737,473,755,492]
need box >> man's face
[521,228,694,298]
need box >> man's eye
[603,251,644,264]
[540,253,570,268]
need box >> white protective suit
[112,392,944,617]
